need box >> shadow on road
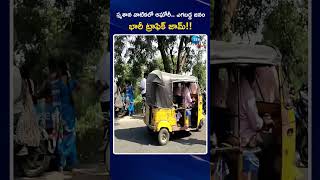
[115,126,158,145]
[174,137,207,146]
[115,126,205,146]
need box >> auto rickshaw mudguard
[152,108,175,132]
[156,121,173,132]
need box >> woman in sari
[126,81,134,116]
[57,70,80,172]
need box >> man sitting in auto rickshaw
[238,67,275,148]
[234,67,276,180]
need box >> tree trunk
[176,36,186,74]
[170,47,175,73]
[213,0,223,40]
[213,0,239,40]
[180,46,190,73]
[157,36,172,73]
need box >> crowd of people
[114,80,136,117]
[13,59,80,172]
[14,55,112,174]
[114,72,148,117]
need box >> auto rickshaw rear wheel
[158,128,170,146]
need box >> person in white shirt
[140,73,147,98]
[95,51,110,163]
[140,73,147,115]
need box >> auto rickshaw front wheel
[158,128,170,146]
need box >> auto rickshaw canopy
[210,40,282,65]
[146,70,198,108]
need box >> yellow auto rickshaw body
[144,70,205,145]
[210,41,300,180]
[145,95,205,132]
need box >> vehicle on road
[210,40,299,180]
[144,70,205,145]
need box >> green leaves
[192,61,206,89]
[114,35,207,93]
[14,0,109,84]
[262,0,308,91]
[213,0,273,40]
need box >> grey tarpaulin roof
[146,70,197,108]
[149,70,198,83]
[210,40,282,65]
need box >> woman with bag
[114,83,124,117]
[15,67,40,155]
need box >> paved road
[114,115,207,154]
[15,163,109,180]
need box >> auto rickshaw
[210,41,301,180]
[144,70,205,145]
